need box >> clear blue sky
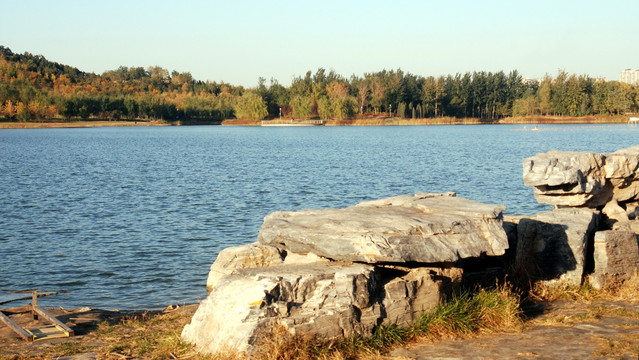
[2,0,637,87]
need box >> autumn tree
[352,77,370,114]
[369,76,385,114]
[2,99,16,119]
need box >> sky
[2,0,638,87]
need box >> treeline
[0,46,240,122]
[1,46,638,122]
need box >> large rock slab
[515,208,599,285]
[257,193,508,264]
[523,146,639,208]
[588,230,639,290]
[182,262,459,354]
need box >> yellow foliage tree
[3,100,16,119]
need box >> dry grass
[528,273,639,304]
[0,306,232,360]
[531,305,639,328]
[499,114,628,124]
[325,117,488,126]
[89,308,223,360]
[592,334,639,358]
[524,273,639,329]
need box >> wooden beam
[32,291,38,320]
[0,291,61,306]
[0,311,34,341]
[32,306,74,337]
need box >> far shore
[0,115,632,129]
[0,119,171,129]
[226,114,632,126]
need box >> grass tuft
[413,284,523,339]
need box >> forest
[1,46,638,123]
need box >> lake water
[1,124,638,310]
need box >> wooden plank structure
[0,290,74,341]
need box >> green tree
[290,95,313,119]
[422,76,446,117]
[16,101,29,122]
[397,102,407,118]
[512,93,538,117]
[234,92,268,120]
[537,75,552,115]
[317,96,331,120]
[331,96,356,120]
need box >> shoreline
[0,115,631,129]
[0,120,171,129]
[226,114,631,126]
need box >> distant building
[620,68,639,85]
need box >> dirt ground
[1,302,639,359]
[0,305,169,359]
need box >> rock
[182,262,460,355]
[515,208,599,285]
[184,193,514,355]
[257,193,508,264]
[206,242,284,292]
[381,266,462,327]
[588,230,639,290]
[612,220,639,234]
[206,242,332,293]
[523,151,608,207]
[625,202,639,219]
[503,215,523,258]
[183,263,380,354]
[522,146,639,208]
[602,199,630,227]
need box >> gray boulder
[522,146,639,208]
[515,208,599,285]
[257,192,508,264]
[588,230,639,290]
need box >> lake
[1,124,637,309]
